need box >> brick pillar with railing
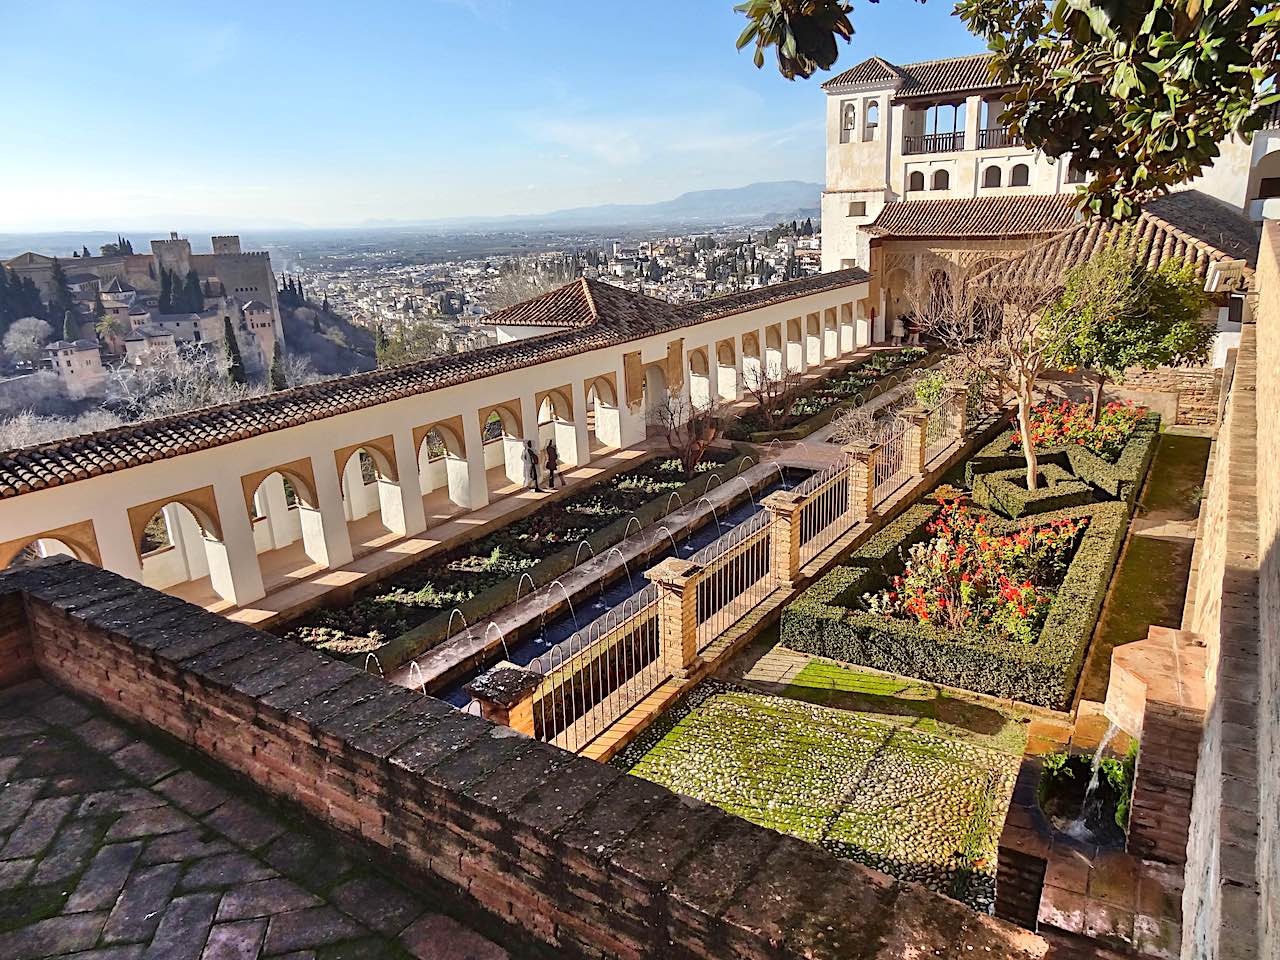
[842,443,877,521]
[463,662,543,736]
[647,556,702,680]
[761,490,806,588]
[902,405,929,475]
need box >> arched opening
[822,307,840,359]
[1066,160,1086,185]
[1250,150,1280,203]
[416,421,474,521]
[839,302,856,353]
[1010,163,1030,187]
[804,313,823,368]
[764,325,784,379]
[479,403,525,497]
[864,101,879,140]
[785,317,805,374]
[908,171,925,192]
[715,341,738,402]
[886,268,912,334]
[982,165,1002,188]
[4,537,78,567]
[586,375,621,453]
[688,348,712,410]
[741,332,764,394]
[537,387,580,474]
[643,362,669,436]
[244,468,334,583]
[338,444,401,554]
[138,500,236,600]
[931,169,950,191]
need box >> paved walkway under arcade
[0,680,519,960]
[166,349,888,632]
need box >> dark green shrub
[972,464,1095,518]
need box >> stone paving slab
[0,680,513,960]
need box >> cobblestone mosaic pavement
[0,679,509,960]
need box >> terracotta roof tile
[867,195,1079,239]
[975,190,1259,287]
[823,53,1000,98]
[0,270,867,498]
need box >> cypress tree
[183,269,202,312]
[82,245,91,258]
[48,258,73,316]
[63,309,79,342]
[222,317,246,385]
[158,269,173,313]
[93,290,105,319]
[269,343,286,391]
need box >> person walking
[522,439,542,492]
[544,439,561,490]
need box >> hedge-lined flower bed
[725,346,935,442]
[781,497,1129,708]
[279,452,741,658]
[1015,400,1147,460]
[972,463,1095,519]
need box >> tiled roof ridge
[1137,205,1248,269]
[578,275,602,319]
[899,51,993,69]
[867,194,1079,239]
[0,269,868,496]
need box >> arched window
[931,169,950,191]
[1010,163,1030,187]
[840,100,856,143]
[864,101,879,141]
[1066,160,1086,184]
[908,171,925,192]
[982,166,1002,188]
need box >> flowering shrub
[864,499,1087,643]
[1013,400,1147,461]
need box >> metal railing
[693,511,775,651]
[924,401,952,463]
[872,417,911,505]
[529,591,664,754]
[798,458,853,565]
[903,132,965,154]
[977,128,1021,149]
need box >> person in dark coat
[522,440,541,492]
[544,439,561,489]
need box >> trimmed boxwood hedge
[780,500,1131,709]
[965,412,1160,507]
[972,464,1094,519]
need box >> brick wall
[1127,701,1203,865]
[1119,366,1222,426]
[1254,222,1280,960]
[0,592,32,689]
[0,557,1046,960]
[1178,226,1275,960]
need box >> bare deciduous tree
[3,317,53,364]
[741,361,800,431]
[647,387,723,478]
[0,409,123,453]
[106,341,265,421]
[904,258,1054,489]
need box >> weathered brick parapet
[0,557,1047,960]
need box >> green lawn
[627,686,1019,907]
[782,660,1030,756]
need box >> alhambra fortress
[0,50,1276,960]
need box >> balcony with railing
[977,127,1022,149]
[903,131,965,155]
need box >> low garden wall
[727,347,941,443]
[0,557,1047,960]
[781,410,1161,709]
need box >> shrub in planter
[1037,744,1136,846]
[972,464,1094,518]
[781,499,1129,708]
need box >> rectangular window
[847,201,867,217]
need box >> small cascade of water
[1063,722,1120,841]
[767,438,785,459]
[605,547,634,592]
[483,622,511,661]
[515,572,536,605]
[696,497,723,539]
[770,461,789,490]
[446,608,468,641]
[364,653,384,677]
[407,660,427,695]
[702,473,723,494]
[547,580,579,629]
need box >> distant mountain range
[361,180,824,231]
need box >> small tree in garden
[1042,238,1213,422]
[741,361,799,431]
[3,316,54,364]
[648,387,722,478]
[906,259,1055,490]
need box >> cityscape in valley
[0,3,1276,960]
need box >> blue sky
[1,0,983,230]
